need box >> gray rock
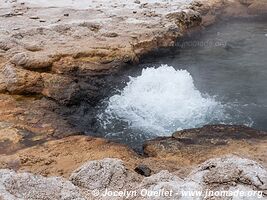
[0,38,17,51]
[0,169,85,200]
[23,43,43,52]
[10,53,29,66]
[191,155,267,192]
[135,170,184,200]
[0,156,266,199]
[69,158,134,191]
[29,16,39,19]
[135,155,267,200]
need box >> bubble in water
[98,65,226,136]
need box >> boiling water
[98,65,226,135]
[90,18,267,150]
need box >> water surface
[89,18,267,151]
[140,18,267,130]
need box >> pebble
[103,32,118,37]
[15,12,24,16]
[3,12,23,17]
[39,19,46,22]
[134,164,152,177]
[64,13,69,17]
[141,3,148,8]
[29,16,39,19]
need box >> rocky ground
[0,124,266,179]
[0,0,267,199]
[0,155,267,199]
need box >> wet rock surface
[142,125,267,176]
[144,125,267,156]
[0,124,266,181]
[0,94,79,154]
[247,0,267,14]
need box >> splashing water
[98,65,226,136]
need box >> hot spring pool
[83,17,267,151]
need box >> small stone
[232,181,237,186]
[10,52,28,66]
[135,164,152,177]
[20,157,30,164]
[134,0,141,4]
[103,32,119,38]
[140,3,148,8]
[63,13,69,17]
[133,11,137,14]
[44,159,54,165]
[39,19,46,23]
[15,12,23,16]
[24,44,42,52]
[29,16,39,19]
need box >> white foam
[100,65,226,136]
